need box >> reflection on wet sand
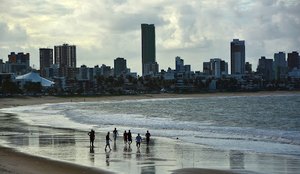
[105,149,111,166]
[1,112,300,174]
[113,141,117,152]
[229,150,244,170]
[89,146,95,165]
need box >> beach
[1,91,300,174]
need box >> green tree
[1,77,21,95]
[24,82,42,94]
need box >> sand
[1,91,300,174]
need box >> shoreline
[1,91,299,109]
[1,91,300,174]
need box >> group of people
[88,128,151,150]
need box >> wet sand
[1,92,300,174]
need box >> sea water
[1,94,300,157]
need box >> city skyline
[0,0,299,75]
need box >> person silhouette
[136,133,142,148]
[88,129,95,147]
[128,130,132,145]
[145,130,151,145]
[105,132,112,150]
[113,127,118,141]
[123,130,128,144]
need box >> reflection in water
[140,143,156,174]
[105,149,111,166]
[123,144,132,159]
[141,166,156,174]
[230,150,244,170]
[113,141,117,152]
[89,146,95,164]
[136,148,141,160]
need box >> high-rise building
[274,52,287,80]
[39,48,53,77]
[257,56,274,81]
[231,39,245,75]
[54,44,76,68]
[203,58,228,78]
[114,57,127,77]
[7,52,30,75]
[54,44,76,78]
[175,56,185,73]
[287,51,299,70]
[245,62,252,74]
[141,24,158,76]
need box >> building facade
[203,58,228,78]
[231,39,245,75]
[39,48,53,78]
[54,44,76,78]
[175,56,184,73]
[54,44,76,68]
[287,51,299,70]
[274,52,287,80]
[114,57,127,77]
[257,56,274,81]
[141,24,158,76]
[6,52,30,75]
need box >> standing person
[88,129,95,147]
[136,133,142,148]
[145,130,151,145]
[105,132,112,150]
[123,130,128,144]
[113,128,118,141]
[127,130,132,145]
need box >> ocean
[2,94,300,158]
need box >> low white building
[16,72,54,87]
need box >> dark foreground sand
[0,146,112,174]
[0,147,237,174]
[1,92,300,174]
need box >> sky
[0,0,299,75]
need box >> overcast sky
[0,0,299,75]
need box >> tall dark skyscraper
[39,48,53,77]
[231,39,245,75]
[141,24,158,76]
[114,57,127,77]
[54,44,76,78]
[287,51,299,70]
[257,56,274,81]
[54,44,76,68]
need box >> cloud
[0,22,28,43]
[0,0,299,74]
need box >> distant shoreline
[1,91,299,109]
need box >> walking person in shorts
[105,132,112,150]
[88,129,95,147]
[136,133,142,148]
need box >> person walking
[105,132,112,150]
[136,133,142,148]
[88,129,95,147]
[145,130,151,145]
[113,128,118,141]
[127,130,132,145]
[123,130,128,144]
